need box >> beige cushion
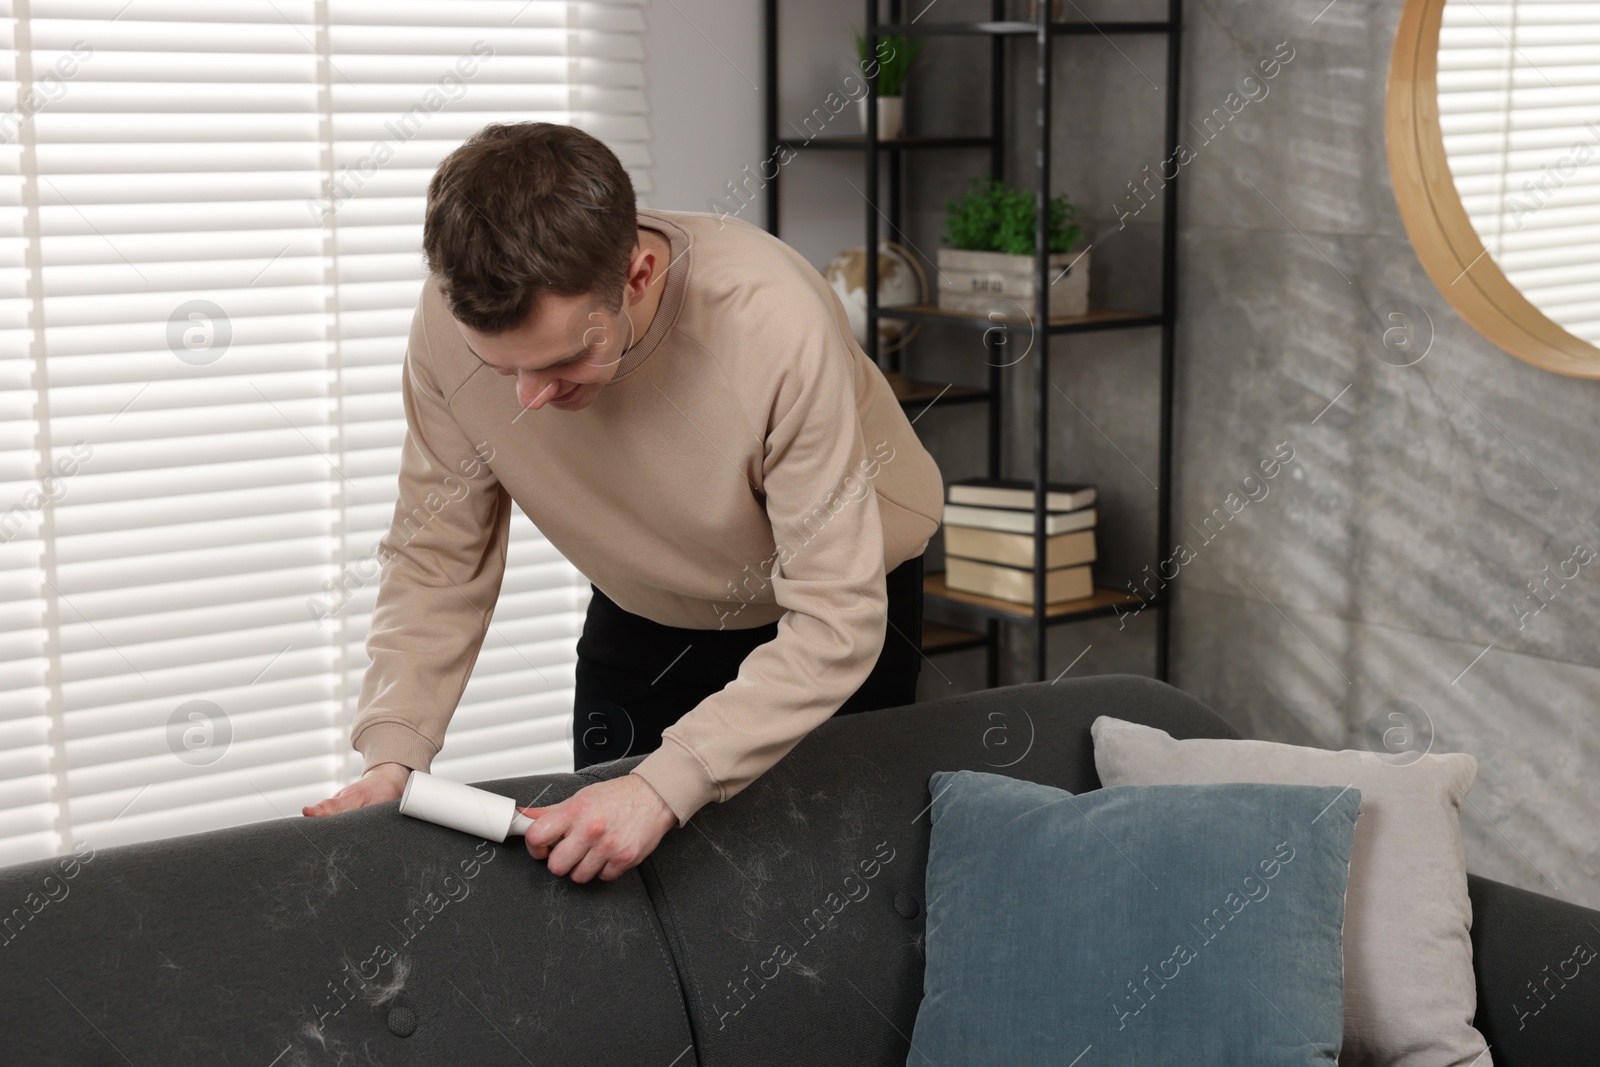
[1091,715,1490,1067]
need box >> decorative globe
[823,241,925,352]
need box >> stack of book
[941,478,1098,606]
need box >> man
[303,122,944,884]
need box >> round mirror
[1387,0,1600,377]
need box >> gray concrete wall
[1167,0,1600,910]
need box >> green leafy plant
[941,173,1083,255]
[852,31,925,97]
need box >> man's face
[459,288,634,413]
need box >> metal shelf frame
[761,0,1182,685]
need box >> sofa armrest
[1467,873,1600,1067]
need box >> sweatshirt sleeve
[628,286,891,827]
[350,299,513,775]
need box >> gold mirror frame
[1386,0,1600,378]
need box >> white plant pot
[936,246,1091,319]
[856,95,904,140]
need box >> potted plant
[937,173,1089,318]
[852,31,923,140]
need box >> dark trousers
[572,553,924,768]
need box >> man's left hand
[519,773,678,883]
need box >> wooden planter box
[936,246,1090,319]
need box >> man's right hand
[302,762,412,818]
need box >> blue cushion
[908,771,1360,1066]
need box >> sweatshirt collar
[611,207,691,382]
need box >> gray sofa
[2,675,1595,1065]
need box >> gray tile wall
[756,0,1598,908]
[1165,0,1600,909]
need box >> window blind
[1436,0,1600,343]
[0,0,649,867]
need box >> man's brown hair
[423,122,637,334]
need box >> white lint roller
[398,770,536,841]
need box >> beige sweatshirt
[352,207,944,827]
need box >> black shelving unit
[762,0,1181,685]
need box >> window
[1437,0,1600,344]
[0,0,649,866]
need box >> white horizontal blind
[0,0,44,868]
[1437,0,1600,342]
[0,0,649,867]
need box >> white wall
[641,0,765,218]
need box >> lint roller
[398,770,536,841]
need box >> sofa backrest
[1465,873,1599,1065]
[573,673,1240,1065]
[5,673,1594,1065]
[0,768,695,1066]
